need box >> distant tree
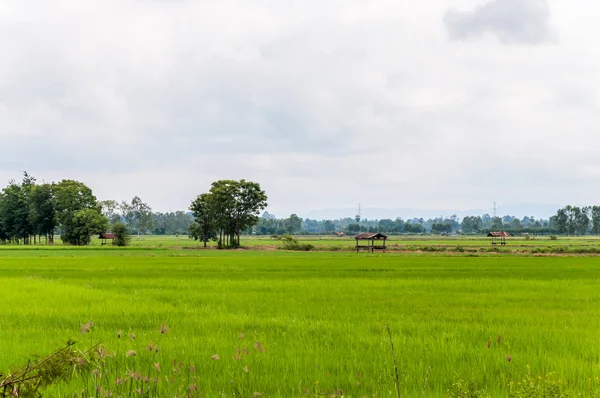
[461,216,482,234]
[29,183,56,244]
[322,220,335,233]
[101,200,122,225]
[431,222,452,234]
[111,222,130,247]
[189,193,216,247]
[285,214,302,234]
[191,180,267,248]
[591,206,600,235]
[347,223,360,233]
[67,208,108,246]
[121,196,152,237]
[53,180,103,245]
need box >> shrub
[278,234,314,251]
[112,222,131,247]
[550,235,558,240]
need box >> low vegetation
[0,248,599,396]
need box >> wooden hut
[487,231,509,245]
[99,232,116,246]
[354,232,388,253]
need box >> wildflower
[81,321,94,334]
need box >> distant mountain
[301,203,561,221]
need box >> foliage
[100,199,122,225]
[53,179,106,245]
[152,211,193,235]
[64,208,108,246]
[111,222,131,247]
[121,196,153,236]
[446,379,490,398]
[0,341,96,397]
[278,234,314,251]
[190,179,267,248]
[508,366,568,397]
[189,193,217,247]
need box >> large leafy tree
[69,208,108,246]
[53,180,106,245]
[190,179,267,248]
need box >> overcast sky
[1,0,599,218]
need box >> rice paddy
[0,239,599,396]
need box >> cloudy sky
[1,0,599,218]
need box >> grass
[0,245,599,396]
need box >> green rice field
[0,239,599,396]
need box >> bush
[550,235,558,240]
[278,234,314,251]
[111,222,131,247]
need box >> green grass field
[0,242,599,396]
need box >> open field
[0,247,599,396]
[9,234,600,254]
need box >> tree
[101,200,122,225]
[53,180,103,245]
[111,222,131,247]
[121,196,152,237]
[591,206,600,235]
[67,208,108,246]
[29,183,56,244]
[0,175,34,244]
[189,193,216,247]
[285,214,302,234]
[191,180,267,248]
[461,216,482,234]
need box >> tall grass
[0,251,598,396]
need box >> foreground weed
[508,366,567,397]
[446,379,490,398]
[0,341,97,397]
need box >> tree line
[0,173,107,245]
[253,212,555,235]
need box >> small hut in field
[354,232,388,253]
[98,232,115,246]
[487,231,509,245]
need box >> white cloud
[444,0,556,44]
[1,0,600,217]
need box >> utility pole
[355,203,362,232]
